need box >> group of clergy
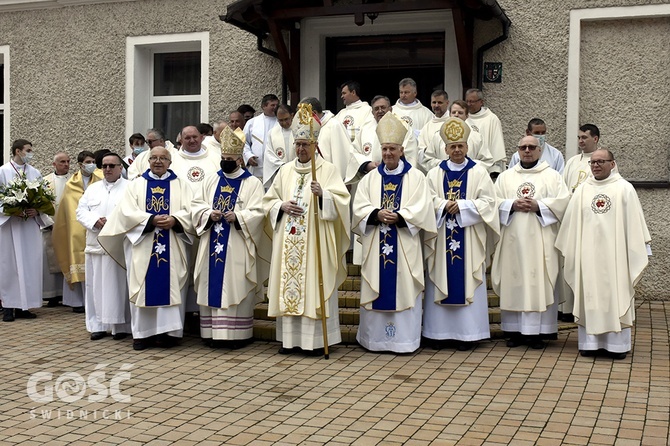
[0,84,650,360]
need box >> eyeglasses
[146,139,159,145]
[101,164,121,169]
[588,159,613,166]
[148,156,170,162]
[518,145,538,151]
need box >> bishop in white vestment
[192,127,267,347]
[353,113,437,353]
[424,118,499,350]
[263,108,350,354]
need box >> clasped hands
[210,209,236,224]
[154,214,177,229]
[512,198,539,213]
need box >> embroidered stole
[439,159,476,305]
[207,170,251,307]
[278,169,311,315]
[374,162,411,310]
[143,171,175,306]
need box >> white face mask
[21,152,34,164]
[82,163,97,175]
[532,134,546,148]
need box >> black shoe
[527,337,546,349]
[557,311,564,321]
[15,309,37,319]
[133,339,150,351]
[90,331,108,341]
[156,333,179,348]
[72,306,85,314]
[3,308,15,322]
[304,348,325,357]
[278,346,298,354]
[561,313,575,323]
[112,333,128,341]
[608,351,627,360]
[45,298,61,307]
[579,350,596,357]
[457,341,474,351]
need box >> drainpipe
[475,1,511,90]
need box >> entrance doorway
[325,32,445,113]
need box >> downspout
[475,1,511,90]
[257,35,289,103]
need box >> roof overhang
[221,0,508,38]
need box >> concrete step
[253,321,578,345]
[254,302,503,325]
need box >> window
[126,33,209,152]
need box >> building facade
[1,0,667,299]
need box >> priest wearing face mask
[1,139,53,322]
[192,127,267,348]
[508,119,565,174]
[492,136,570,349]
[53,150,102,313]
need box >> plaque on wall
[484,62,502,83]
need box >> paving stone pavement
[1,300,668,445]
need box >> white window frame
[0,46,9,163]
[566,4,670,157]
[126,32,209,154]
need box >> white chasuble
[492,161,570,312]
[556,173,651,335]
[263,157,350,320]
[98,170,194,307]
[263,125,295,189]
[352,163,437,311]
[192,170,267,310]
[425,160,499,305]
[335,100,374,142]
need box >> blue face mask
[133,145,147,156]
[532,134,546,148]
[21,152,34,164]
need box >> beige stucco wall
[477,0,670,299]
[0,0,281,168]
[1,0,667,299]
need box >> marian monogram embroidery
[385,322,396,338]
[591,194,612,214]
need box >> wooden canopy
[221,0,509,103]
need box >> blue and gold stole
[207,170,251,308]
[374,161,412,311]
[143,170,178,306]
[439,158,476,305]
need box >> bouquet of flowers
[0,174,56,219]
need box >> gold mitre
[221,126,245,155]
[440,117,470,145]
[292,103,322,142]
[376,112,407,145]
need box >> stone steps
[254,260,575,345]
